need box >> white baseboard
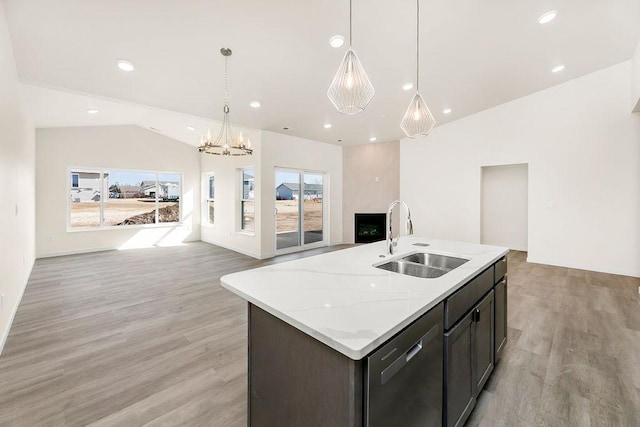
[526,255,640,278]
[37,246,116,258]
[37,237,201,259]
[200,239,261,260]
[0,259,34,356]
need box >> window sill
[237,230,255,237]
[67,222,184,233]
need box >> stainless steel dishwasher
[365,302,443,426]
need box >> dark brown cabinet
[442,257,506,427]
[474,291,495,394]
[444,310,474,427]
[247,256,507,426]
[494,256,508,363]
[444,289,495,427]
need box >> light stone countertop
[221,236,509,360]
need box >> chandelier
[400,0,436,138]
[199,48,253,156]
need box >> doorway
[481,164,528,251]
[275,169,327,253]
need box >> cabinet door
[494,277,507,362]
[473,290,495,396]
[444,311,474,427]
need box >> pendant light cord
[416,0,420,92]
[349,0,353,47]
[224,56,229,105]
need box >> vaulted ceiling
[4,0,640,145]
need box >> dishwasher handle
[405,341,423,362]
[380,324,439,385]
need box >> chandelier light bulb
[346,73,354,89]
[413,105,421,121]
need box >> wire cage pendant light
[327,0,375,115]
[199,48,253,156]
[401,0,436,138]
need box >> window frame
[205,173,215,226]
[67,166,183,232]
[240,168,255,233]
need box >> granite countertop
[221,236,508,360]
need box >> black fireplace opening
[355,213,386,243]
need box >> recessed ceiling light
[329,35,345,48]
[250,101,261,108]
[402,82,414,91]
[187,126,195,131]
[282,126,291,131]
[443,108,452,114]
[337,139,343,142]
[87,109,99,114]
[117,60,135,72]
[369,137,377,142]
[324,123,332,129]
[538,10,557,24]
[551,64,565,73]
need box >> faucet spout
[387,200,413,255]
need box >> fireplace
[354,213,386,243]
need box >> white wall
[36,126,201,257]
[200,130,342,259]
[342,141,399,244]
[260,131,342,258]
[632,38,640,112]
[401,61,640,277]
[481,164,528,251]
[0,2,36,354]
[200,131,263,258]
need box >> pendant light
[401,0,436,138]
[327,0,375,115]
[199,48,253,156]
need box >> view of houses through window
[207,175,215,224]
[69,169,181,228]
[241,169,255,232]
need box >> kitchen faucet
[387,200,413,255]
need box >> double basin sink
[375,251,469,279]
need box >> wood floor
[0,244,639,426]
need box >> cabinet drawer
[444,267,493,330]
[494,256,507,283]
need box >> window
[69,168,181,229]
[207,175,215,224]
[69,170,101,227]
[241,168,255,232]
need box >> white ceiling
[5,0,640,146]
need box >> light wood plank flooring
[1,243,639,426]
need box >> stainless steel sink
[400,253,468,271]
[375,252,469,279]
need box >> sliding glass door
[275,169,326,252]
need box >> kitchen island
[221,237,508,426]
